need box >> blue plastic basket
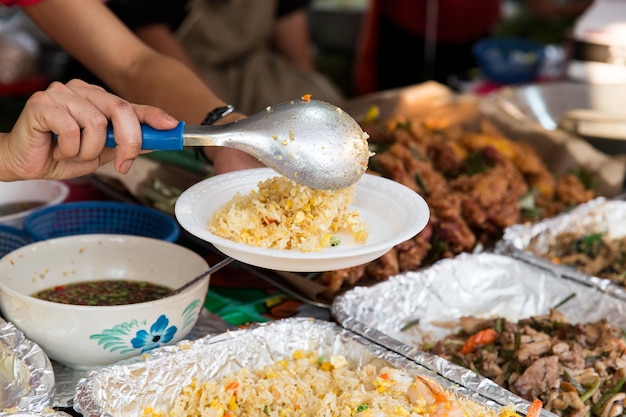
[23,201,180,242]
[0,224,32,259]
[473,37,545,84]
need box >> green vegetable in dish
[572,232,603,258]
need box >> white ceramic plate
[175,168,430,272]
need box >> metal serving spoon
[105,99,371,190]
[166,257,235,297]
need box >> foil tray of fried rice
[331,252,626,417]
[0,317,55,414]
[497,196,626,300]
[73,317,546,417]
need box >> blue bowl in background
[0,224,31,259]
[23,201,180,242]
[473,37,545,84]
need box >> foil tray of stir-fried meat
[425,309,626,417]
[499,198,626,300]
[331,252,626,417]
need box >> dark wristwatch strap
[194,105,236,162]
[201,105,235,126]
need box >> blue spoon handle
[53,121,186,151]
[104,121,186,150]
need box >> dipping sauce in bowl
[31,280,172,306]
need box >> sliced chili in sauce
[32,280,172,306]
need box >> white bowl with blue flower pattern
[0,234,210,369]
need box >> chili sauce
[31,280,172,306]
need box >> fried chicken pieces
[317,114,595,296]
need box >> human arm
[0,79,178,181]
[20,0,262,173]
[105,0,199,73]
[135,24,199,73]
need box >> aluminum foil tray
[331,252,626,410]
[0,317,55,413]
[497,196,626,299]
[0,411,72,417]
[73,317,544,417]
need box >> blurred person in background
[175,0,345,115]
[0,79,178,181]
[59,0,344,116]
[354,0,501,94]
[0,0,263,176]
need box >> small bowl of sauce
[0,180,69,228]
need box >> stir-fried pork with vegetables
[421,309,626,417]
[545,232,626,285]
[316,111,596,295]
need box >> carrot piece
[301,93,312,102]
[460,328,499,354]
[225,381,239,391]
[526,399,543,417]
[379,372,391,380]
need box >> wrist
[194,105,241,162]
